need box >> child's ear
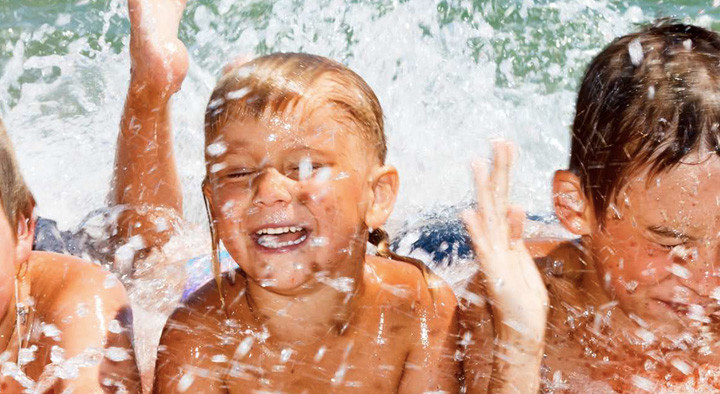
[365,165,399,230]
[15,214,35,266]
[553,170,592,236]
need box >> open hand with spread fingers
[461,141,548,393]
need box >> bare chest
[219,329,409,393]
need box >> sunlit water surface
[2,0,719,391]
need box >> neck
[578,255,614,309]
[243,267,366,346]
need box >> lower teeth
[258,233,307,249]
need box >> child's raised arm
[460,141,549,393]
[110,0,188,271]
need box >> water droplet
[108,319,123,334]
[234,337,254,359]
[207,98,225,110]
[630,375,655,391]
[210,162,227,173]
[628,39,644,66]
[41,323,61,340]
[177,372,194,392]
[105,347,131,362]
[206,141,228,156]
[280,348,293,363]
[314,346,327,362]
[226,87,251,100]
[211,354,228,363]
[670,358,693,375]
[669,263,691,279]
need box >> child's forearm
[462,274,546,394]
[109,81,183,262]
[489,319,545,393]
[113,85,181,213]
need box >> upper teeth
[256,226,303,236]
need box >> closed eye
[226,169,256,178]
[285,163,326,180]
[647,225,696,250]
[658,241,686,250]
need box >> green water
[2,0,720,225]
[3,0,719,103]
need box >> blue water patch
[183,249,236,301]
[393,211,558,267]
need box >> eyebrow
[221,143,331,160]
[222,141,248,153]
[646,225,699,241]
[289,145,331,155]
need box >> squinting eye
[287,162,325,180]
[659,243,683,250]
[226,169,256,179]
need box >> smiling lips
[255,226,309,249]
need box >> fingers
[507,205,526,241]
[489,140,512,211]
[464,140,519,260]
[462,209,486,257]
[471,159,491,220]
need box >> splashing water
[2,0,720,391]
[7,0,716,229]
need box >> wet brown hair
[570,22,720,224]
[0,118,35,235]
[204,52,386,163]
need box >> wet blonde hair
[0,118,34,235]
[205,52,386,163]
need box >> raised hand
[128,0,189,101]
[461,141,548,393]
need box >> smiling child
[463,22,720,392]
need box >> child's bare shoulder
[365,255,457,311]
[531,240,586,305]
[28,251,128,307]
[163,270,242,338]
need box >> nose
[682,243,720,296]
[252,168,293,207]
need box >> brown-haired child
[0,119,140,392]
[464,22,720,392]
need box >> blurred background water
[1,0,718,234]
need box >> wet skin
[0,208,139,392]
[153,110,460,393]
[206,110,378,294]
[542,155,720,390]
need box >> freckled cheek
[212,189,250,222]
[602,243,672,283]
[297,179,355,215]
[298,182,332,203]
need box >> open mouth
[254,226,309,250]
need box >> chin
[248,271,319,295]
